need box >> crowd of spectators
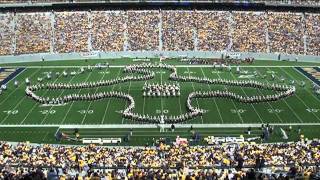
[2,0,320,6]
[127,10,160,51]
[91,11,125,52]
[54,11,89,53]
[0,13,13,55]
[232,11,267,53]
[0,140,319,179]
[305,13,320,56]
[162,11,195,51]
[15,12,51,54]
[267,12,305,55]
[196,11,230,51]
[1,10,320,55]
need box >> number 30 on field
[78,110,94,114]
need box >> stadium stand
[15,12,51,54]
[267,12,305,55]
[0,141,319,179]
[162,11,195,51]
[305,13,320,56]
[232,11,267,53]
[196,11,230,51]
[127,10,160,51]
[91,11,125,52]
[0,13,14,55]
[0,10,319,55]
[0,0,320,6]
[54,11,89,53]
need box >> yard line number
[40,110,56,115]
[98,71,110,74]
[156,71,166,74]
[156,109,169,114]
[78,110,94,115]
[3,110,18,115]
[230,109,246,114]
[267,109,283,114]
[306,108,319,113]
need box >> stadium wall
[0,51,319,64]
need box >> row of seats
[0,11,320,55]
[1,0,320,6]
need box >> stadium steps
[123,12,129,51]
[12,13,17,54]
[265,12,270,53]
[302,12,307,55]
[87,11,93,52]
[227,11,234,51]
[50,12,55,53]
[159,11,163,51]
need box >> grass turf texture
[0,126,317,146]
[0,59,320,145]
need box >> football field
[0,59,320,144]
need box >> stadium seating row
[0,141,319,179]
[0,0,320,6]
[0,10,320,56]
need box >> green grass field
[1,58,320,145]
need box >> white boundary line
[293,67,320,106]
[280,67,320,122]
[0,123,319,128]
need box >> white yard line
[42,131,49,142]
[40,70,79,125]
[279,67,320,122]
[160,69,164,114]
[80,70,108,125]
[230,71,264,123]
[0,68,38,106]
[101,68,122,124]
[200,67,224,123]
[187,67,204,124]
[293,67,320,105]
[0,69,43,124]
[265,67,304,123]
[20,68,62,125]
[216,69,245,124]
[252,67,283,123]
